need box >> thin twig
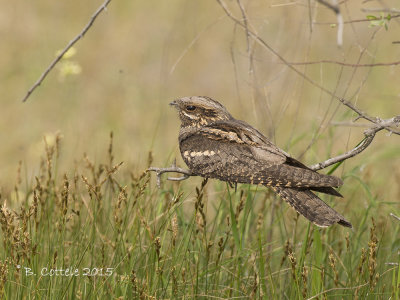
[313,14,400,25]
[169,16,224,75]
[21,0,112,103]
[390,213,400,222]
[338,98,377,124]
[236,0,250,53]
[330,121,374,128]
[310,115,400,171]
[147,160,193,188]
[361,8,400,14]
[287,59,400,68]
[310,133,375,171]
[236,0,257,79]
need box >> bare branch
[310,133,375,171]
[21,0,112,103]
[313,14,400,25]
[147,161,193,188]
[236,0,250,52]
[287,59,400,68]
[310,115,400,171]
[337,98,400,136]
[361,8,400,14]
[169,16,224,75]
[330,121,374,128]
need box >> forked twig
[147,160,193,188]
[21,0,112,103]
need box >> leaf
[369,19,385,28]
[366,15,378,20]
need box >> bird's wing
[200,120,288,164]
[179,126,283,183]
[180,120,342,189]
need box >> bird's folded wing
[180,121,342,189]
[202,120,288,159]
[180,131,340,189]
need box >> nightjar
[170,96,351,228]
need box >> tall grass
[0,133,399,299]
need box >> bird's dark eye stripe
[186,105,196,111]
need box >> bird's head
[170,96,232,127]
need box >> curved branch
[310,133,375,171]
[310,115,400,171]
[147,162,193,188]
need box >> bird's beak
[169,100,178,107]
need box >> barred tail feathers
[272,186,352,228]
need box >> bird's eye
[185,105,196,111]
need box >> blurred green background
[1,0,399,205]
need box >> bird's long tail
[272,186,352,228]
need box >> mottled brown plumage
[170,96,351,228]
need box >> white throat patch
[182,111,198,120]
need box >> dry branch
[313,14,400,25]
[147,160,192,188]
[21,0,112,103]
[310,115,400,170]
[361,8,400,14]
[288,60,400,68]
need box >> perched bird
[170,96,352,228]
